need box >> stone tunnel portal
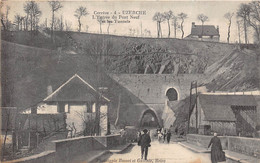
[166,88,178,101]
[140,109,159,128]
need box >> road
[101,141,212,163]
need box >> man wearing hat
[139,129,151,160]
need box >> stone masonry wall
[109,74,205,104]
[187,134,228,150]
[187,134,260,158]
[228,136,260,158]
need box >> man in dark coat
[208,133,225,163]
[139,129,151,160]
[166,130,172,143]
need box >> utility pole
[187,82,193,134]
[195,81,198,133]
[187,81,198,134]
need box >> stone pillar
[31,106,37,114]
[57,102,65,113]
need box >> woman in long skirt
[208,133,226,163]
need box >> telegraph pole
[195,81,198,133]
[187,82,193,134]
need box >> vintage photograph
[1,0,260,162]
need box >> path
[101,141,212,163]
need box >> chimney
[192,22,195,28]
[47,85,53,96]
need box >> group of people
[157,128,172,143]
[137,128,225,163]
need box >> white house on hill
[185,22,220,42]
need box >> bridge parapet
[4,135,124,163]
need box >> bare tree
[5,5,10,30]
[14,14,21,30]
[49,1,63,35]
[248,1,260,43]
[65,20,72,31]
[53,17,61,31]
[74,6,88,32]
[0,2,6,30]
[23,1,41,32]
[224,12,234,43]
[97,17,104,34]
[237,3,251,44]
[60,15,64,31]
[23,2,30,31]
[153,12,165,38]
[237,20,242,44]
[86,25,89,32]
[197,14,209,37]
[107,21,112,34]
[172,15,179,38]
[144,29,151,37]
[163,10,174,38]
[178,12,188,39]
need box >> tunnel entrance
[166,88,178,101]
[140,110,159,128]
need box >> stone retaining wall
[187,134,228,150]
[4,134,123,163]
[187,134,260,158]
[228,136,260,158]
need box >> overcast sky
[3,0,254,43]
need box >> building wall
[190,102,236,136]
[185,35,220,42]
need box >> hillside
[2,31,236,73]
[1,31,259,92]
[204,49,259,91]
[1,40,149,126]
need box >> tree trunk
[51,11,54,40]
[174,23,177,38]
[167,19,170,38]
[243,19,248,44]
[78,18,81,32]
[159,22,162,38]
[30,13,33,31]
[99,23,102,34]
[26,14,28,31]
[181,20,184,39]
[1,18,6,30]
[238,22,241,44]
[107,23,110,34]
[157,22,160,38]
[201,22,204,40]
[227,21,231,43]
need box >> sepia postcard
[1,0,260,163]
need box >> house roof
[198,94,258,122]
[191,25,219,36]
[43,74,110,102]
[199,94,257,106]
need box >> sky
[2,0,254,43]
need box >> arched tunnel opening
[166,88,178,101]
[140,110,159,128]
